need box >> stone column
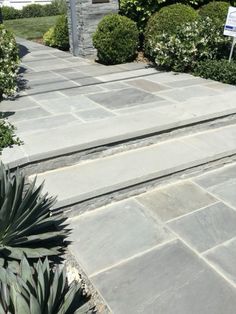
[67,0,119,57]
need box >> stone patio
[2,38,236,313]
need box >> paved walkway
[69,163,236,314]
[2,38,236,167]
[2,39,236,313]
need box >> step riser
[57,153,236,217]
[18,113,236,178]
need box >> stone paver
[70,199,174,276]
[137,181,216,222]
[168,202,236,252]
[91,240,236,314]
[2,38,236,313]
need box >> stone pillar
[67,0,119,57]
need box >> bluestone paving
[15,114,80,134]
[70,199,174,276]
[159,85,219,102]
[91,240,236,314]
[87,88,164,109]
[3,38,236,312]
[74,108,115,121]
[205,238,236,284]
[32,124,236,207]
[8,107,51,122]
[168,202,236,252]
[137,181,216,222]
[126,78,170,92]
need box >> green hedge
[0,25,19,98]
[2,1,65,20]
[194,59,236,85]
[0,119,22,153]
[199,1,230,24]
[93,14,139,65]
[145,4,198,56]
[148,18,230,72]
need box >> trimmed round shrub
[145,4,198,55]
[194,59,236,85]
[2,6,21,20]
[199,1,229,24]
[149,17,230,72]
[53,15,69,50]
[43,27,56,47]
[93,14,139,65]
[21,4,44,18]
[0,25,19,97]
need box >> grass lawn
[4,15,60,40]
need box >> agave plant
[0,257,92,313]
[0,162,70,271]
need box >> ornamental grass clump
[0,25,19,98]
[0,163,70,272]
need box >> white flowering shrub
[149,18,231,72]
[0,25,19,98]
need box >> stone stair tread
[3,91,236,169]
[32,124,236,209]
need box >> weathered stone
[92,240,236,314]
[168,203,236,252]
[137,181,216,222]
[67,0,119,57]
[69,199,174,275]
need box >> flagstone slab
[92,240,236,314]
[168,203,236,252]
[205,238,236,284]
[137,181,216,222]
[87,88,164,109]
[69,199,174,276]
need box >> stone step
[3,92,236,176]
[32,123,236,214]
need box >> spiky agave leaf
[0,257,93,314]
[0,162,70,271]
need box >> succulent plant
[0,257,92,313]
[0,163,70,271]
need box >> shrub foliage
[0,25,19,97]
[0,119,22,152]
[199,1,230,24]
[144,4,198,56]
[194,59,236,85]
[93,13,139,65]
[148,18,230,72]
[43,15,69,50]
[2,6,21,20]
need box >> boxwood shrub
[194,59,236,85]
[199,1,229,24]
[144,4,198,56]
[93,14,139,65]
[0,25,19,98]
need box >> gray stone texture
[87,88,164,109]
[168,203,236,252]
[137,182,216,222]
[205,238,236,284]
[67,0,119,57]
[70,199,174,275]
[92,240,236,314]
